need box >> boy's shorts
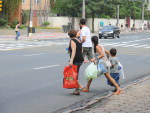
[82,47,93,60]
[107,73,120,86]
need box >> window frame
[22,0,26,4]
[34,0,40,5]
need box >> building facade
[22,0,50,26]
[22,0,49,10]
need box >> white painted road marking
[34,65,60,70]
[122,38,150,43]
[0,37,150,51]
[101,42,150,49]
[23,53,45,57]
[121,44,139,47]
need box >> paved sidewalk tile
[83,78,150,113]
[0,32,68,40]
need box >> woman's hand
[90,58,96,62]
[69,61,73,66]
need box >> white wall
[45,17,148,32]
[86,18,126,31]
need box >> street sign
[28,27,35,33]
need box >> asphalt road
[0,32,150,113]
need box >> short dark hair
[110,48,117,56]
[68,29,77,38]
[80,18,86,25]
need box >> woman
[68,29,84,95]
[82,36,122,94]
[14,21,20,40]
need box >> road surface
[0,32,150,113]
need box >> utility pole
[28,0,33,38]
[142,2,145,30]
[82,0,85,19]
[116,5,120,27]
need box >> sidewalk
[0,28,150,41]
[0,28,63,35]
[0,28,68,41]
[73,76,150,113]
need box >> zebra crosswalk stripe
[134,45,149,48]
[121,44,139,47]
[102,43,150,49]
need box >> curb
[0,36,68,42]
[0,30,149,40]
[63,76,150,113]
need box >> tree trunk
[71,17,75,29]
[92,14,94,33]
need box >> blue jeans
[15,31,20,40]
[107,73,120,86]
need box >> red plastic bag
[63,65,78,89]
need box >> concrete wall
[86,18,126,31]
[45,17,149,32]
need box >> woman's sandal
[113,90,123,95]
[70,91,80,95]
[70,87,84,95]
[82,89,90,92]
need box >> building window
[22,0,26,4]
[34,0,40,4]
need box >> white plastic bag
[84,63,98,80]
[97,64,104,77]
[97,59,108,74]
[118,61,125,79]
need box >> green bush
[35,26,61,29]
[22,10,30,24]
[42,22,50,26]
[20,25,28,29]
[0,25,11,29]
[0,18,8,26]
[10,19,19,29]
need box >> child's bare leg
[104,73,121,92]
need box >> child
[107,48,120,92]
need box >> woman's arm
[69,40,76,66]
[104,48,110,59]
[96,45,104,59]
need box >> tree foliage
[52,0,150,20]
[52,0,82,17]
[3,0,21,21]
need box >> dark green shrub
[42,22,50,26]
[20,25,27,29]
[22,10,30,24]
[10,19,18,29]
[0,18,8,26]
